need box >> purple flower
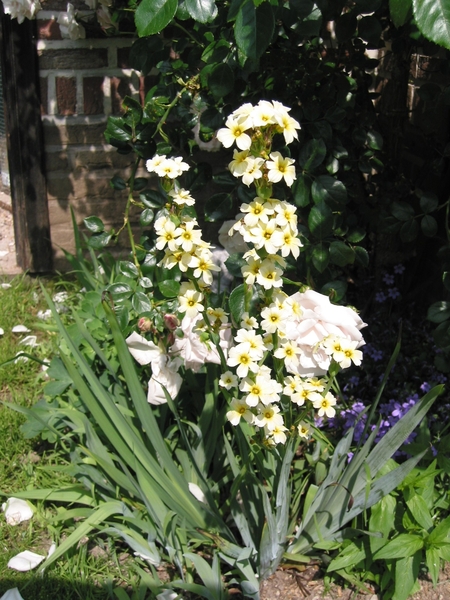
[387,287,400,299]
[394,264,405,274]
[375,291,387,303]
[383,273,395,285]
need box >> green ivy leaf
[413,0,450,51]
[234,0,275,62]
[185,0,217,22]
[84,216,104,233]
[208,63,235,99]
[329,241,355,267]
[308,201,333,239]
[135,0,178,37]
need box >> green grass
[0,275,154,600]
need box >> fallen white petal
[12,325,31,333]
[8,550,45,571]
[0,588,25,600]
[37,309,52,320]
[188,482,207,504]
[0,328,4,336]
[52,291,69,303]
[2,498,34,525]
[48,542,56,557]
[1,283,12,289]
[156,591,180,600]
[19,335,38,348]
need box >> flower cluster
[217,101,300,188]
[2,0,41,23]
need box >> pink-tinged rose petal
[7,550,45,571]
[2,498,34,525]
[0,588,26,600]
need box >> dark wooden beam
[0,7,52,272]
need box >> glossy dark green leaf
[390,0,412,27]
[420,192,439,213]
[204,193,233,222]
[229,283,247,324]
[140,208,155,226]
[354,246,370,268]
[391,200,415,221]
[311,175,348,205]
[413,0,450,51]
[84,216,105,233]
[292,174,312,207]
[118,261,139,278]
[208,63,235,99]
[88,231,113,249]
[110,175,127,191]
[107,283,134,301]
[366,130,383,150]
[235,1,275,62]
[400,219,419,242]
[290,0,315,18]
[298,138,327,171]
[158,280,180,298]
[132,291,152,314]
[185,0,217,22]
[225,254,246,278]
[105,117,132,143]
[135,0,178,37]
[320,280,347,302]
[308,201,333,239]
[335,12,357,42]
[123,96,143,129]
[129,36,166,74]
[427,300,450,323]
[421,215,438,237]
[311,243,329,273]
[140,190,167,208]
[329,241,355,266]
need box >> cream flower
[266,152,296,187]
[313,392,337,418]
[169,188,195,206]
[217,115,252,150]
[226,398,254,426]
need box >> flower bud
[164,314,179,331]
[137,317,152,332]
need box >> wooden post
[0,6,52,272]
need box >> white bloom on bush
[226,397,254,426]
[126,332,164,367]
[168,188,195,206]
[147,365,182,405]
[170,315,232,372]
[2,0,41,23]
[283,289,366,377]
[217,115,252,150]
[313,391,337,418]
[266,152,296,187]
[146,155,189,179]
[2,498,33,525]
[219,370,238,390]
[57,4,86,40]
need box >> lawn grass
[0,275,151,600]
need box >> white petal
[1,283,12,289]
[48,542,56,557]
[0,328,4,336]
[19,335,38,347]
[52,291,69,303]
[188,482,207,504]
[2,498,34,525]
[7,550,45,571]
[37,309,52,320]
[156,591,180,600]
[12,325,31,333]
[126,331,163,366]
[0,588,26,600]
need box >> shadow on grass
[0,574,153,600]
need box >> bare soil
[259,561,450,600]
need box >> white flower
[266,152,296,187]
[2,0,41,23]
[147,365,182,405]
[168,188,195,206]
[1,283,12,289]
[2,498,33,525]
[19,335,38,348]
[313,391,337,418]
[217,115,252,150]
[58,4,86,40]
[219,370,238,390]
[226,398,254,426]
[37,309,52,321]
[0,328,3,336]
[126,332,164,367]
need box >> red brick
[83,77,104,115]
[37,18,62,40]
[56,77,77,116]
[111,77,132,114]
[40,77,48,115]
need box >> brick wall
[37,0,147,268]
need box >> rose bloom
[283,289,366,377]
